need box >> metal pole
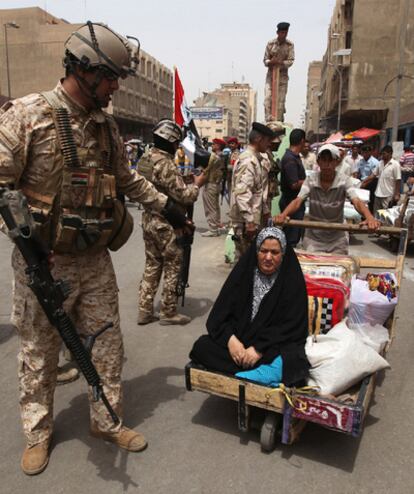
[333,65,343,132]
[391,0,410,143]
[4,24,11,98]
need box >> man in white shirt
[373,145,401,213]
[301,140,317,170]
[343,144,363,177]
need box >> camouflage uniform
[230,146,270,260]
[261,150,280,212]
[227,149,240,200]
[138,148,199,318]
[202,152,224,231]
[263,38,295,122]
[0,82,166,446]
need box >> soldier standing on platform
[263,22,295,122]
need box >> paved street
[1,202,414,494]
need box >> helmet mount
[63,21,140,108]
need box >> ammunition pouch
[107,198,134,251]
[54,214,114,254]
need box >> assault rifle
[220,151,230,205]
[0,188,119,425]
[176,124,210,306]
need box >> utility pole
[3,22,20,99]
[391,0,410,143]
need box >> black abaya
[190,243,309,386]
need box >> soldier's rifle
[176,202,194,307]
[176,121,211,306]
[220,152,230,205]
[0,187,119,425]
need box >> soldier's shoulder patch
[0,125,21,153]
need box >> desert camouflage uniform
[227,149,240,199]
[263,38,295,122]
[202,152,224,231]
[261,150,280,212]
[230,146,270,260]
[138,148,199,318]
[0,82,166,446]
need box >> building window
[345,0,353,19]
[346,31,352,49]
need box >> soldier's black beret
[252,122,277,138]
[277,22,290,31]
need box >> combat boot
[56,364,80,385]
[90,425,147,452]
[159,313,191,326]
[21,439,51,475]
[137,312,159,325]
[201,229,219,237]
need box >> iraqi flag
[174,67,210,168]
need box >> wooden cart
[389,195,414,252]
[185,221,408,451]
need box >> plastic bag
[348,322,390,353]
[306,321,390,396]
[348,275,398,326]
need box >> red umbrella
[350,128,381,140]
[326,131,344,143]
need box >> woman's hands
[241,347,262,369]
[228,336,262,369]
[228,335,245,366]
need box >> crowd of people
[0,19,412,478]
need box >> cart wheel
[260,412,281,452]
[389,237,399,253]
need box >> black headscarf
[206,240,309,386]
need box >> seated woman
[190,227,309,387]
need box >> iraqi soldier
[137,119,206,325]
[0,22,188,475]
[230,123,276,260]
[226,137,240,199]
[263,22,295,122]
[261,121,285,212]
[201,138,226,237]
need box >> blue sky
[3,0,336,125]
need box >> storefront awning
[349,127,381,140]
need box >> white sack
[306,321,390,396]
[348,277,397,326]
[348,322,390,353]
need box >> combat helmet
[64,21,139,79]
[153,119,183,143]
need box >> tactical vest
[138,149,187,218]
[21,91,132,254]
[138,150,170,196]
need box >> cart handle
[273,219,405,236]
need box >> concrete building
[194,82,257,144]
[190,105,235,142]
[318,0,414,144]
[304,61,323,141]
[0,7,173,140]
